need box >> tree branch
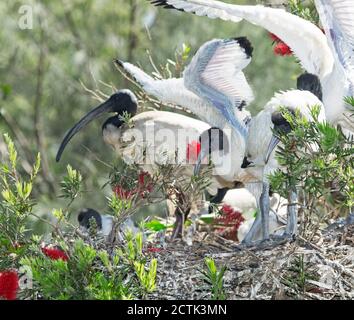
[33,20,56,194]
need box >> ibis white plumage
[117,36,326,244]
[149,0,354,136]
[242,74,326,243]
[56,89,237,239]
[117,37,255,182]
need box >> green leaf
[144,220,169,231]
[1,84,12,99]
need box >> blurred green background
[0,0,301,224]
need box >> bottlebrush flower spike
[273,42,293,56]
[145,247,163,254]
[113,185,135,199]
[42,247,69,261]
[186,140,201,163]
[0,270,19,300]
[138,171,153,194]
[215,204,245,242]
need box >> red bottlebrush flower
[0,270,19,300]
[113,171,154,200]
[186,140,201,163]
[269,32,281,43]
[42,247,69,261]
[273,42,293,56]
[215,204,245,242]
[146,247,162,254]
[138,171,153,194]
[113,185,134,200]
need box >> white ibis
[116,36,255,183]
[149,0,354,136]
[56,89,237,239]
[241,73,326,243]
[195,73,325,245]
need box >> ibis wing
[149,0,334,78]
[183,38,252,134]
[150,0,242,22]
[118,60,204,109]
[315,0,354,77]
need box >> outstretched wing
[315,0,354,79]
[149,0,334,79]
[184,37,253,136]
[116,60,204,109]
[151,0,243,21]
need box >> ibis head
[78,208,103,230]
[265,108,296,164]
[56,89,138,162]
[194,127,229,176]
[297,73,323,101]
[266,73,322,163]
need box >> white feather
[158,0,353,134]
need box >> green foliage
[23,240,118,300]
[155,42,192,79]
[344,96,354,119]
[144,219,173,232]
[282,254,318,295]
[134,259,158,294]
[0,0,303,213]
[0,134,41,270]
[21,233,158,300]
[118,230,144,263]
[118,111,134,128]
[268,107,354,238]
[344,96,354,107]
[109,194,133,218]
[287,0,319,25]
[60,165,82,201]
[1,84,12,100]
[201,258,227,300]
[0,133,158,300]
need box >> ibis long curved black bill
[265,135,280,164]
[56,99,115,162]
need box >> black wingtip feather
[232,37,253,58]
[114,59,124,68]
[149,0,185,12]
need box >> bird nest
[146,225,354,300]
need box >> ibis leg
[242,181,270,245]
[284,189,298,237]
[241,214,262,244]
[260,181,270,240]
[346,208,354,225]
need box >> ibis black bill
[265,135,280,164]
[56,98,116,162]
